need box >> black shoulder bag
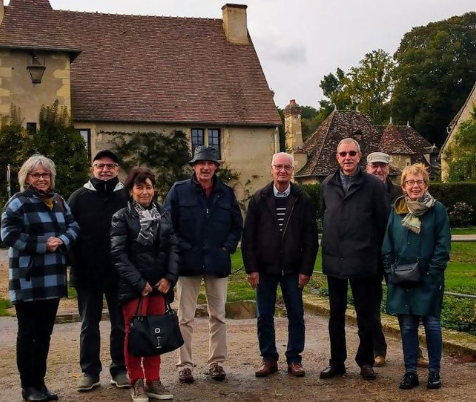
[390,259,420,286]
[128,297,184,356]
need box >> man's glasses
[272,164,294,172]
[93,163,118,169]
[28,173,50,179]
[338,151,358,157]
[405,180,425,187]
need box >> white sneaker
[131,379,149,402]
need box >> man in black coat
[68,150,128,392]
[242,152,319,378]
[319,139,390,381]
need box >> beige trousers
[176,275,228,370]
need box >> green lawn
[451,227,476,235]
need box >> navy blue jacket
[163,175,243,277]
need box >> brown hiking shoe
[209,363,226,381]
[178,368,194,384]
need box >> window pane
[191,128,204,154]
[208,129,221,159]
[76,129,91,160]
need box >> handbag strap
[134,297,144,316]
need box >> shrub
[448,201,474,227]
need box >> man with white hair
[242,152,319,378]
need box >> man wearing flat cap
[164,146,243,383]
[68,150,129,391]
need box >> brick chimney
[222,4,249,45]
[284,99,303,151]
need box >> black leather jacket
[110,201,180,304]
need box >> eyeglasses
[272,164,294,172]
[369,163,389,169]
[405,180,426,186]
[338,151,358,157]
[28,173,50,180]
[93,163,118,169]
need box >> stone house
[283,100,438,184]
[440,81,476,181]
[0,0,281,202]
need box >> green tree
[32,101,90,198]
[0,106,31,203]
[111,129,191,200]
[347,49,394,123]
[319,67,352,112]
[445,106,476,181]
[391,12,476,146]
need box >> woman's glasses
[338,151,358,157]
[405,180,426,187]
[28,173,50,180]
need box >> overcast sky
[10,0,475,109]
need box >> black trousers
[15,298,60,388]
[372,274,387,357]
[327,275,379,367]
[76,283,126,378]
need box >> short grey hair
[18,154,56,190]
[337,138,361,153]
[271,152,294,166]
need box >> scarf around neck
[395,191,435,234]
[28,186,55,210]
[132,200,161,245]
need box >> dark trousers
[15,298,60,388]
[256,273,304,364]
[77,283,126,378]
[372,274,387,357]
[327,275,378,367]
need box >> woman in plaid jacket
[1,154,79,402]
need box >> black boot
[427,371,441,389]
[399,371,419,390]
[39,384,58,401]
[21,386,48,402]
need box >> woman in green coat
[382,163,450,391]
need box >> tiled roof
[296,111,436,178]
[0,0,281,126]
[296,110,381,177]
[378,124,415,154]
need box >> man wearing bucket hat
[164,146,243,383]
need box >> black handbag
[128,297,184,357]
[391,261,421,285]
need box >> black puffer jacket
[241,182,319,276]
[110,201,180,304]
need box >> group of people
[0,138,450,402]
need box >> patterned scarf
[132,201,161,245]
[395,191,435,234]
[29,186,55,210]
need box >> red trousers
[122,294,166,383]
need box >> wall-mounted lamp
[26,53,46,84]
